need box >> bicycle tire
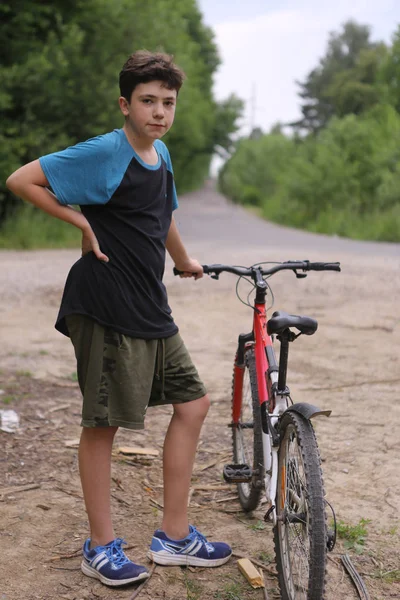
[274,411,327,600]
[231,348,264,512]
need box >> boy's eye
[141,98,175,107]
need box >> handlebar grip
[308,262,341,272]
[173,266,209,276]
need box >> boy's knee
[174,394,210,421]
[81,425,119,440]
[197,394,211,417]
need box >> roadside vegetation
[2,10,399,246]
[0,205,81,248]
[0,0,243,248]
[219,22,400,242]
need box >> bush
[0,205,80,249]
[219,106,400,242]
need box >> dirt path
[1,185,399,600]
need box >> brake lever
[293,269,307,279]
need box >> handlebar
[173,260,341,279]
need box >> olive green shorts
[66,315,207,430]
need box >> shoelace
[191,526,214,554]
[105,537,130,567]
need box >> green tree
[219,105,400,242]
[292,21,384,133]
[324,45,387,117]
[379,25,400,113]
[219,21,400,242]
[219,133,296,205]
[0,0,243,230]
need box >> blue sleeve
[155,140,178,210]
[39,131,133,206]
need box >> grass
[15,370,32,377]
[247,520,266,532]
[213,578,267,600]
[336,518,371,553]
[213,582,245,600]
[258,551,274,563]
[0,204,81,249]
[67,371,78,382]
[2,395,14,405]
[237,517,266,532]
[371,568,400,584]
[183,571,203,600]
[237,180,400,244]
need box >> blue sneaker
[81,537,149,586]
[148,525,232,567]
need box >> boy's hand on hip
[81,227,109,262]
[175,258,203,280]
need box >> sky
[198,0,400,135]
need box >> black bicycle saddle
[267,311,318,336]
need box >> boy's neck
[123,123,154,153]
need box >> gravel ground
[0,185,399,600]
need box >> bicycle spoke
[286,442,310,595]
[235,368,254,495]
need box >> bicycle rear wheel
[231,348,263,512]
[274,411,326,600]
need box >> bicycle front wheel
[274,411,326,600]
[232,348,264,512]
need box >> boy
[6,50,231,587]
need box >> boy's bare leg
[79,426,118,547]
[161,395,210,539]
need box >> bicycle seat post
[276,329,295,393]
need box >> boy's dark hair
[119,50,185,102]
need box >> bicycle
[175,260,340,600]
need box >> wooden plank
[118,446,159,457]
[192,484,231,491]
[237,558,264,588]
[64,439,80,448]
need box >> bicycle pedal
[223,463,252,483]
[264,504,276,522]
[327,529,336,552]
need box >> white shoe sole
[81,560,149,586]
[147,550,232,567]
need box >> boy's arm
[6,160,108,262]
[166,216,203,280]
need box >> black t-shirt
[39,129,179,339]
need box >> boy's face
[119,81,177,141]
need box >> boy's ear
[118,96,130,116]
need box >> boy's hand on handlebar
[174,258,203,280]
[81,227,109,263]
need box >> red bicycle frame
[232,282,276,425]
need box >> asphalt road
[175,181,400,259]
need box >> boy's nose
[153,103,165,118]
